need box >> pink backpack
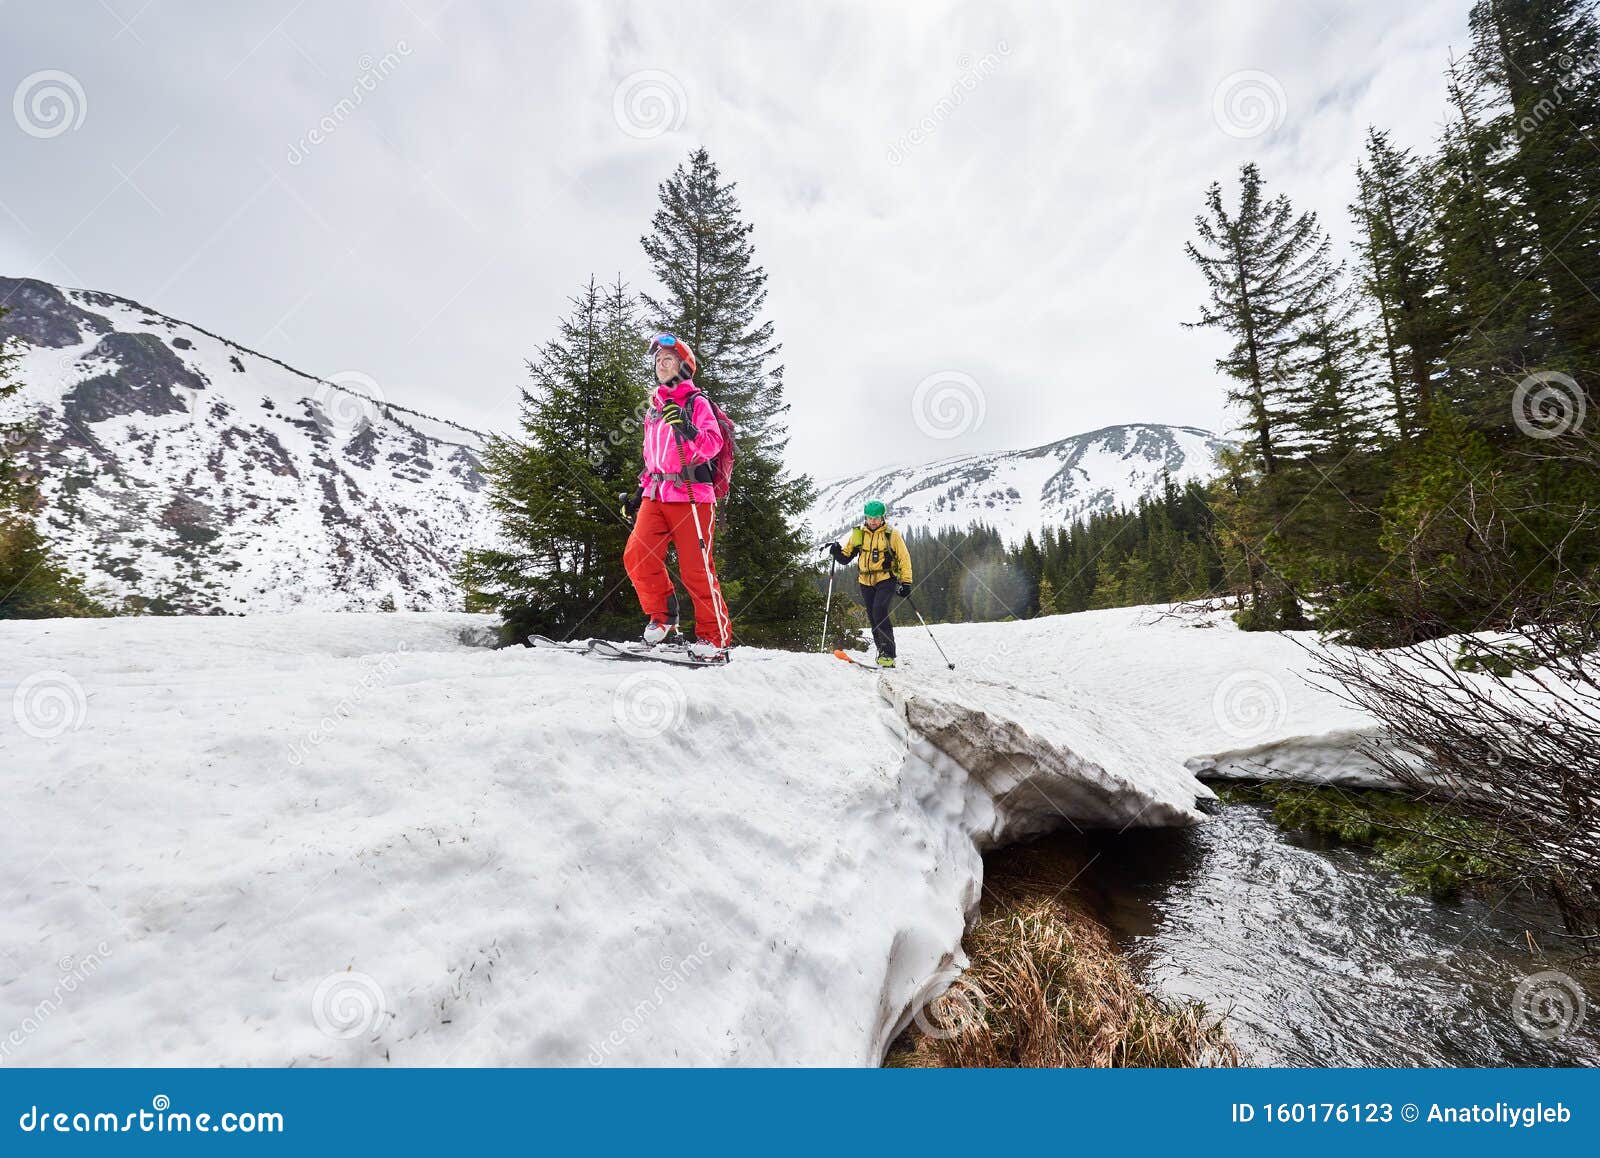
[685,388,737,501]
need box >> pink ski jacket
[639,380,723,503]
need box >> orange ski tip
[832,649,851,660]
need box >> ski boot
[642,618,679,646]
[688,640,730,665]
[875,655,896,668]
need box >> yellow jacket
[841,524,913,587]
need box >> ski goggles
[649,334,682,353]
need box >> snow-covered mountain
[0,276,1229,612]
[0,277,490,613]
[808,424,1230,543]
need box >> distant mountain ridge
[807,423,1229,543]
[1,277,1229,613]
[0,276,490,613]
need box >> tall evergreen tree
[1467,0,1600,391]
[1185,163,1344,475]
[1185,164,1344,626]
[640,148,820,646]
[1288,292,1387,460]
[1433,53,1549,413]
[1350,128,1453,437]
[460,278,647,641]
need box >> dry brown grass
[888,838,1240,1068]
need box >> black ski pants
[860,578,899,659]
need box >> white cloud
[0,0,1470,478]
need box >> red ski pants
[623,498,732,646]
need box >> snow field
[1,604,1407,1065]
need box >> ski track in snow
[2,604,1425,1066]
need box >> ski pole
[820,549,837,652]
[903,592,955,669]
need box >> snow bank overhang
[1183,732,1400,788]
[878,672,1213,843]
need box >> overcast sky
[2,1,1471,479]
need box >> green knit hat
[863,500,886,519]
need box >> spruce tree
[1433,53,1549,414]
[1466,0,1600,390]
[1288,292,1387,460]
[1185,163,1343,475]
[459,278,647,642]
[640,148,820,647]
[1350,128,1453,437]
[1186,164,1343,626]
[1035,573,1058,617]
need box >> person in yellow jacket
[828,500,913,667]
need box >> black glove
[828,543,849,565]
[620,486,642,523]
[896,582,912,598]
[660,400,699,440]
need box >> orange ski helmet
[648,333,696,378]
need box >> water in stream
[1071,802,1600,1067]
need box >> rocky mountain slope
[0,277,490,613]
[808,423,1229,543]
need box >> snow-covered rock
[0,603,1395,1066]
[903,601,1396,789]
[0,277,490,614]
[807,423,1230,544]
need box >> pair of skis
[524,634,730,667]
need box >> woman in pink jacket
[621,334,732,659]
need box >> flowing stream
[1065,802,1600,1066]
